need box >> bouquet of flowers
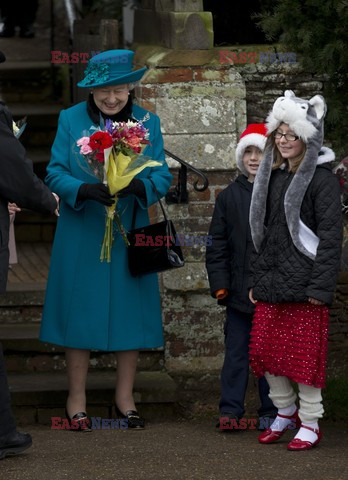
[77,120,162,262]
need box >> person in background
[0,0,38,38]
[206,124,277,431]
[0,50,58,460]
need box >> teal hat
[77,49,147,88]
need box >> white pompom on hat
[235,123,268,175]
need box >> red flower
[95,151,105,163]
[89,131,113,151]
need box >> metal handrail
[164,149,209,204]
[51,0,78,53]
[63,0,77,36]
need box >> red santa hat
[235,123,268,176]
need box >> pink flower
[77,136,90,147]
[127,136,141,148]
[80,144,93,155]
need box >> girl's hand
[8,203,21,215]
[308,297,325,306]
[249,288,257,304]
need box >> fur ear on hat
[284,90,295,98]
[309,95,326,120]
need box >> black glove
[77,183,115,206]
[117,179,146,199]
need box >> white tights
[264,372,324,423]
[265,372,323,442]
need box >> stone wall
[134,46,348,376]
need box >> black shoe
[258,414,277,431]
[216,412,241,431]
[0,24,15,37]
[0,431,32,460]
[19,24,35,38]
[65,409,92,432]
[114,404,145,429]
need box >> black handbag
[127,181,185,276]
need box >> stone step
[26,147,51,165]
[1,324,165,373]
[0,61,52,71]
[0,62,63,103]
[0,289,45,317]
[26,147,51,181]
[8,371,177,424]
[9,103,62,148]
[9,103,63,118]
[13,212,57,243]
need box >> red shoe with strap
[287,425,322,451]
[258,410,301,444]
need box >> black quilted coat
[206,175,255,314]
[249,165,342,305]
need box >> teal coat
[40,102,172,351]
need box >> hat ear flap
[309,95,326,120]
[284,90,295,98]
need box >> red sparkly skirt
[249,302,329,389]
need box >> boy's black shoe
[258,414,277,431]
[216,412,241,431]
[0,431,32,460]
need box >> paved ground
[1,420,347,480]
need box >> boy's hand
[215,288,228,300]
[308,297,325,306]
[249,288,257,304]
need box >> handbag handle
[130,178,168,229]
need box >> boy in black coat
[0,50,58,460]
[206,124,277,430]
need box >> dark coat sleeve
[205,191,231,297]
[305,172,343,304]
[0,104,57,214]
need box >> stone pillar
[134,47,246,373]
[133,0,213,49]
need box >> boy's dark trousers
[0,342,16,437]
[219,307,276,419]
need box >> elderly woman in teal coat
[40,50,172,430]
